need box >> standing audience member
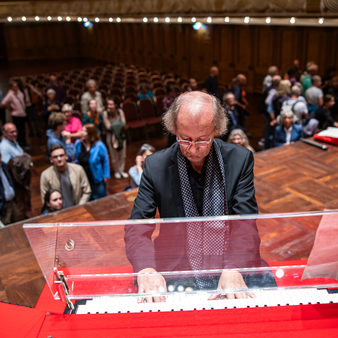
[287,59,301,84]
[203,66,219,97]
[274,107,303,147]
[103,98,128,179]
[263,66,279,92]
[231,74,248,112]
[0,88,6,126]
[82,99,104,136]
[314,94,338,129]
[223,92,244,135]
[75,124,110,200]
[62,104,83,142]
[41,189,63,214]
[0,123,23,164]
[46,74,66,103]
[301,62,318,96]
[326,76,338,119]
[0,152,16,226]
[268,80,291,125]
[46,113,76,162]
[129,144,155,188]
[138,84,154,101]
[42,88,61,129]
[40,144,91,208]
[227,129,255,153]
[265,80,291,148]
[282,85,318,136]
[18,77,42,138]
[0,81,28,148]
[305,75,323,114]
[259,75,281,149]
[81,79,104,115]
[187,78,198,92]
[282,85,308,124]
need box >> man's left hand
[209,270,255,300]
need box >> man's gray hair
[291,85,301,96]
[46,88,56,96]
[163,91,228,136]
[312,75,321,84]
[86,79,97,88]
[278,105,297,124]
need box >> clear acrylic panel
[23,210,338,301]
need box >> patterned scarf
[177,141,230,288]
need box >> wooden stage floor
[0,140,337,308]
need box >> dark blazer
[125,139,260,273]
[274,124,303,147]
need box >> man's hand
[209,270,255,300]
[135,155,144,172]
[137,268,167,303]
[62,130,71,143]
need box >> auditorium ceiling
[0,0,337,18]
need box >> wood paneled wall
[3,22,338,92]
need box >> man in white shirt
[0,123,24,164]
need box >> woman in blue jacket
[75,123,110,200]
[274,106,303,147]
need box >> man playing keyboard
[125,91,272,302]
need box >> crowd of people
[0,60,337,226]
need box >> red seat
[123,102,146,129]
[139,99,162,125]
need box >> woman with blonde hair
[227,129,255,153]
[267,79,291,125]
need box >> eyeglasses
[51,154,65,159]
[176,136,212,148]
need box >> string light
[1,15,331,27]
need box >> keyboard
[75,287,338,314]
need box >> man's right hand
[137,268,167,303]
